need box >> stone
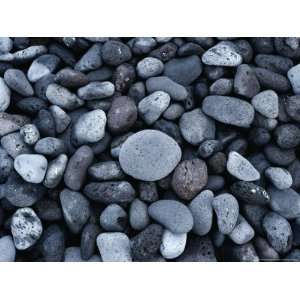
[4,69,34,96]
[0,236,16,262]
[88,161,124,181]
[129,199,150,231]
[49,105,71,134]
[160,229,187,259]
[74,43,102,72]
[229,215,255,245]
[100,204,128,232]
[148,200,193,234]
[274,124,300,149]
[102,40,132,66]
[264,144,296,166]
[77,81,115,100]
[119,130,182,181]
[163,103,185,120]
[265,167,293,190]
[0,77,10,112]
[287,64,300,94]
[251,90,279,118]
[34,137,65,157]
[20,124,40,145]
[136,57,164,79]
[54,67,89,88]
[80,223,101,260]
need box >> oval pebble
[160,229,187,259]
[0,235,16,262]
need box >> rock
[27,54,60,82]
[202,41,242,67]
[234,64,260,98]
[34,109,56,137]
[13,45,47,63]
[163,55,202,85]
[262,212,292,254]
[0,236,16,262]
[171,159,208,201]
[113,63,136,93]
[160,229,187,259]
[230,181,270,205]
[284,95,300,122]
[209,78,233,95]
[102,40,132,66]
[14,154,47,184]
[137,57,164,79]
[268,187,300,219]
[80,223,101,260]
[0,147,13,183]
[129,199,150,231]
[254,236,279,261]
[130,37,157,55]
[197,140,223,158]
[39,225,65,262]
[77,81,115,100]
[255,54,293,75]
[206,175,225,192]
[212,193,239,234]
[0,37,12,53]
[64,247,101,262]
[107,96,137,133]
[153,119,183,145]
[202,96,255,128]
[60,189,90,234]
[88,161,124,181]
[100,204,128,232]
[288,159,300,190]
[146,76,188,101]
[150,42,177,62]
[131,224,163,261]
[148,200,193,234]
[265,167,293,190]
[119,130,182,181]
[229,243,259,262]
[97,232,132,262]
[189,190,214,236]
[251,90,279,118]
[138,91,170,125]
[0,112,29,137]
[64,146,94,191]
[72,109,106,145]
[11,207,43,250]
[227,151,260,181]
[34,137,65,157]
[163,103,185,120]
[176,235,216,262]
[0,77,10,111]
[287,64,300,94]
[4,69,34,96]
[54,67,89,88]
[20,124,40,145]
[34,199,62,222]
[74,43,102,72]
[49,105,71,134]
[139,182,159,203]
[229,215,255,245]
[179,108,215,146]
[84,181,136,204]
[207,152,227,174]
[16,97,47,115]
[43,154,68,188]
[274,124,300,149]
[264,144,296,166]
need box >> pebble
[77,81,115,100]
[274,124,300,149]
[268,187,300,219]
[251,90,279,118]
[139,182,159,202]
[54,67,89,88]
[80,223,101,260]
[189,190,214,236]
[146,76,188,101]
[64,247,101,262]
[0,77,10,112]
[19,124,39,146]
[27,54,60,82]
[254,236,279,261]
[138,91,170,125]
[234,64,260,98]
[171,159,208,200]
[255,54,293,75]
[160,229,187,259]
[0,112,29,137]
[4,69,34,96]
[265,167,293,190]
[34,199,62,222]
[119,130,182,181]
[64,145,94,191]
[34,137,65,156]
[43,154,68,188]
[163,103,184,120]
[102,41,132,66]
[153,119,183,145]
[179,108,215,146]
[209,78,233,95]
[0,147,13,183]
[150,42,177,62]
[131,224,163,261]
[284,95,300,122]
[107,96,137,133]
[212,193,239,234]
[74,43,102,72]
[14,154,48,183]
[11,207,43,250]
[262,212,292,254]
[229,243,259,262]
[97,232,132,262]
[230,181,270,205]
[60,189,90,234]
[148,200,193,234]
[202,41,242,67]
[100,204,127,232]
[13,45,47,63]
[49,105,71,134]
[197,140,223,158]
[137,57,164,79]
[163,55,202,85]
[35,109,56,137]
[0,37,12,53]
[46,83,84,110]
[129,199,150,231]
[287,64,300,94]
[264,144,296,166]
[0,235,16,262]
[88,161,124,181]
[227,151,260,181]
[84,181,136,204]
[202,95,255,128]
[229,215,255,245]
[72,109,106,145]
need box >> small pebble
[4,69,34,96]
[137,57,164,79]
[229,215,255,245]
[0,235,16,262]
[20,124,40,145]
[287,64,300,94]
[129,199,150,231]
[100,204,127,232]
[251,90,279,118]
[0,77,10,112]
[265,167,293,190]
[77,81,115,100]
[160,229,187,259]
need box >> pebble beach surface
[1,37,300,261]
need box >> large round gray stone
[119,130,182,181]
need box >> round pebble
[265,167,293,190]
[160,229,187,259]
